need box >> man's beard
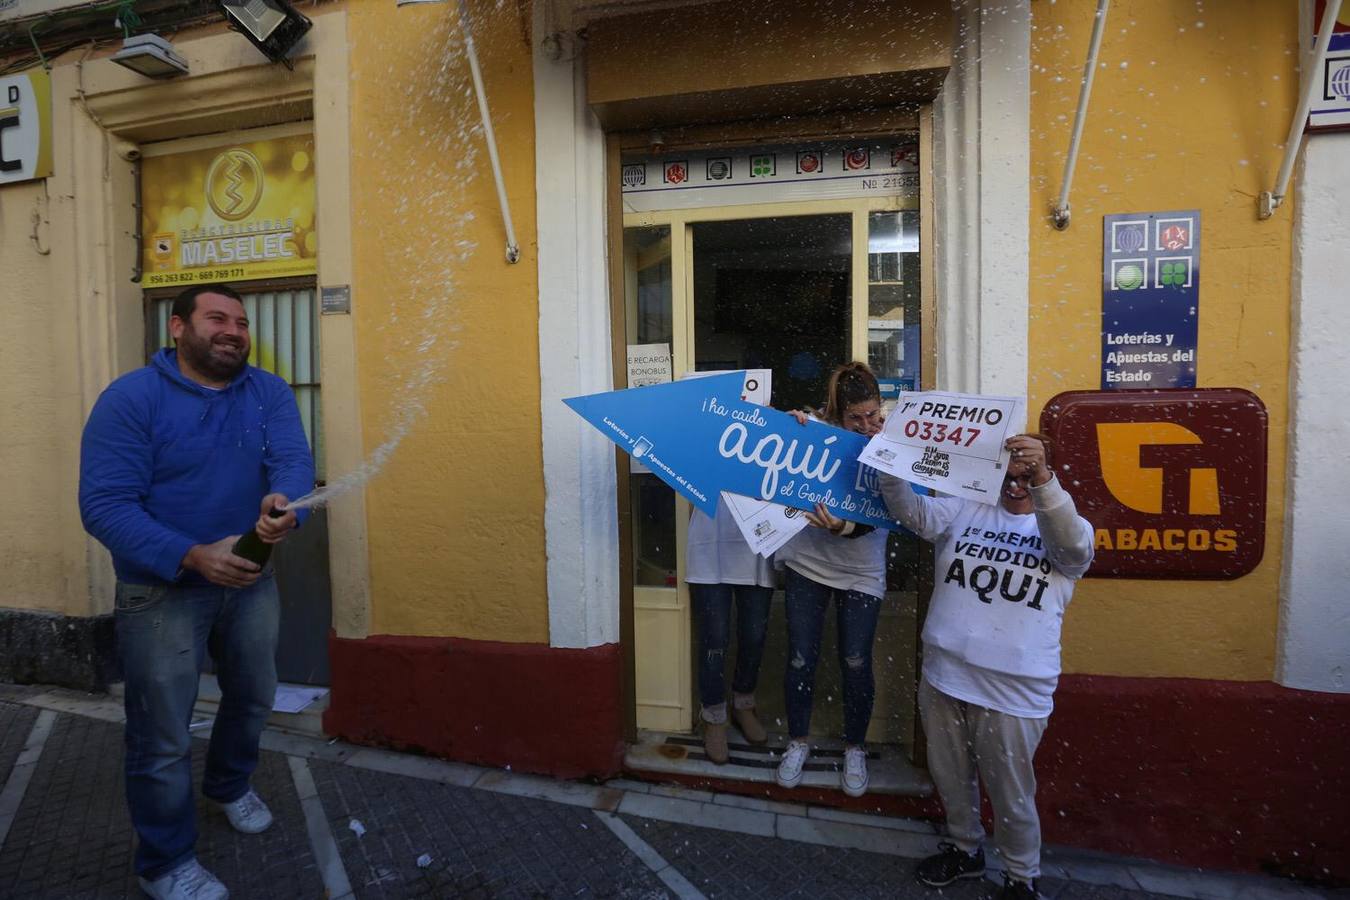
[178,323,249,381]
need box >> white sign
[0,68,52,185]
[1311,44,1350,130]
[859,391,1026,504]
[621,141,919,212]
[626,343,672,388]
[723,491,808,557]
[681,368,772,406]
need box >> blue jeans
[115,576,280,878]
[691,583,773,710]
[782,567,882,745]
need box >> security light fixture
[216,0,312,66]
[111,34,189,79]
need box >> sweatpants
[918,678,1049,882]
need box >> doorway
[617,139,931,790]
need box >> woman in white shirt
[686,496,777,764]
[879,434,1094,900]
[774,362,890,798]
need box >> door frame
[609,108,937,749]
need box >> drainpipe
[458,0,521,263]
[1259,0,1343,220]
[1051,0,1110,231]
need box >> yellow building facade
[1,0,1346,882]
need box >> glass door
[622,193,924,750]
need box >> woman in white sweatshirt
[879,434,1094,900]
[774,362,890,798]
[686,495,777,764]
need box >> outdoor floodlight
[110,34,189,78]
[216,0,312,66]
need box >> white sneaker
[138,859,229,900]
[217,788,273,834]
[776,740,811,788]
[842,746,869,797]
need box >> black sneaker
[914,841,985,887]
[1000,875,1042,899]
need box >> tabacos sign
[0,69,53,185]
[1040,389,1267,579]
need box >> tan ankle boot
[733,705,767,744]
[703,721,730,764]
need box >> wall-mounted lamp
[110,34,189,78]
[215,0,312,66]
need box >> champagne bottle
[231,507,287,568]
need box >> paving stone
[0,701,39,785]
[618,815,1208,900]
[309,757,671,899]
[0,711,322,899]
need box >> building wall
[344,1,549,643]
[0,180,82,615]
[1279,131,1350,693]
[1028,0,1297,681]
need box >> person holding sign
[686,496,776,764]
[878,434,1093,900]
[774,363,890,798]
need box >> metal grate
[152,287,323,479]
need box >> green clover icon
[1160,262,1188,287]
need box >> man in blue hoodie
[80,283,315,900]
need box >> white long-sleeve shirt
[880,472,1094,717]
[686,495,777,587]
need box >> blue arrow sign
[564,371,902,530]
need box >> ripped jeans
[782,567,882,745]
[691,583,773,714]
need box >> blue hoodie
[79,348,316,585]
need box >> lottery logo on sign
[1161,226,1188,250]
[706,157,732,181]
[891,146,918,168]
[750,154,776,177]
[1156,257,1193,289]
[843,147,870,171]
[796,151,821,174]
[663,161,688,185]
[1111,219,1148,253]
[1157,219,1193,251]
[1331,59,1350,99]
[1112,260,1146,291]
[1116,224,1145,253]
[622,164,646,187]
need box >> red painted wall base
[1040,675,1350,884]
[323,634,624,780]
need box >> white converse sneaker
[842,746,869,797]
[775,739,811,788]
[138,859,229,900]
[217,788,273,834]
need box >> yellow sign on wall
[0,68,53,185]
[141,133,316,287]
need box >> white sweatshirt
[775,521,889,599]
[880,473,1094,716]
[686,495,777,587]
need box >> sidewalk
[0,684,1340,900]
